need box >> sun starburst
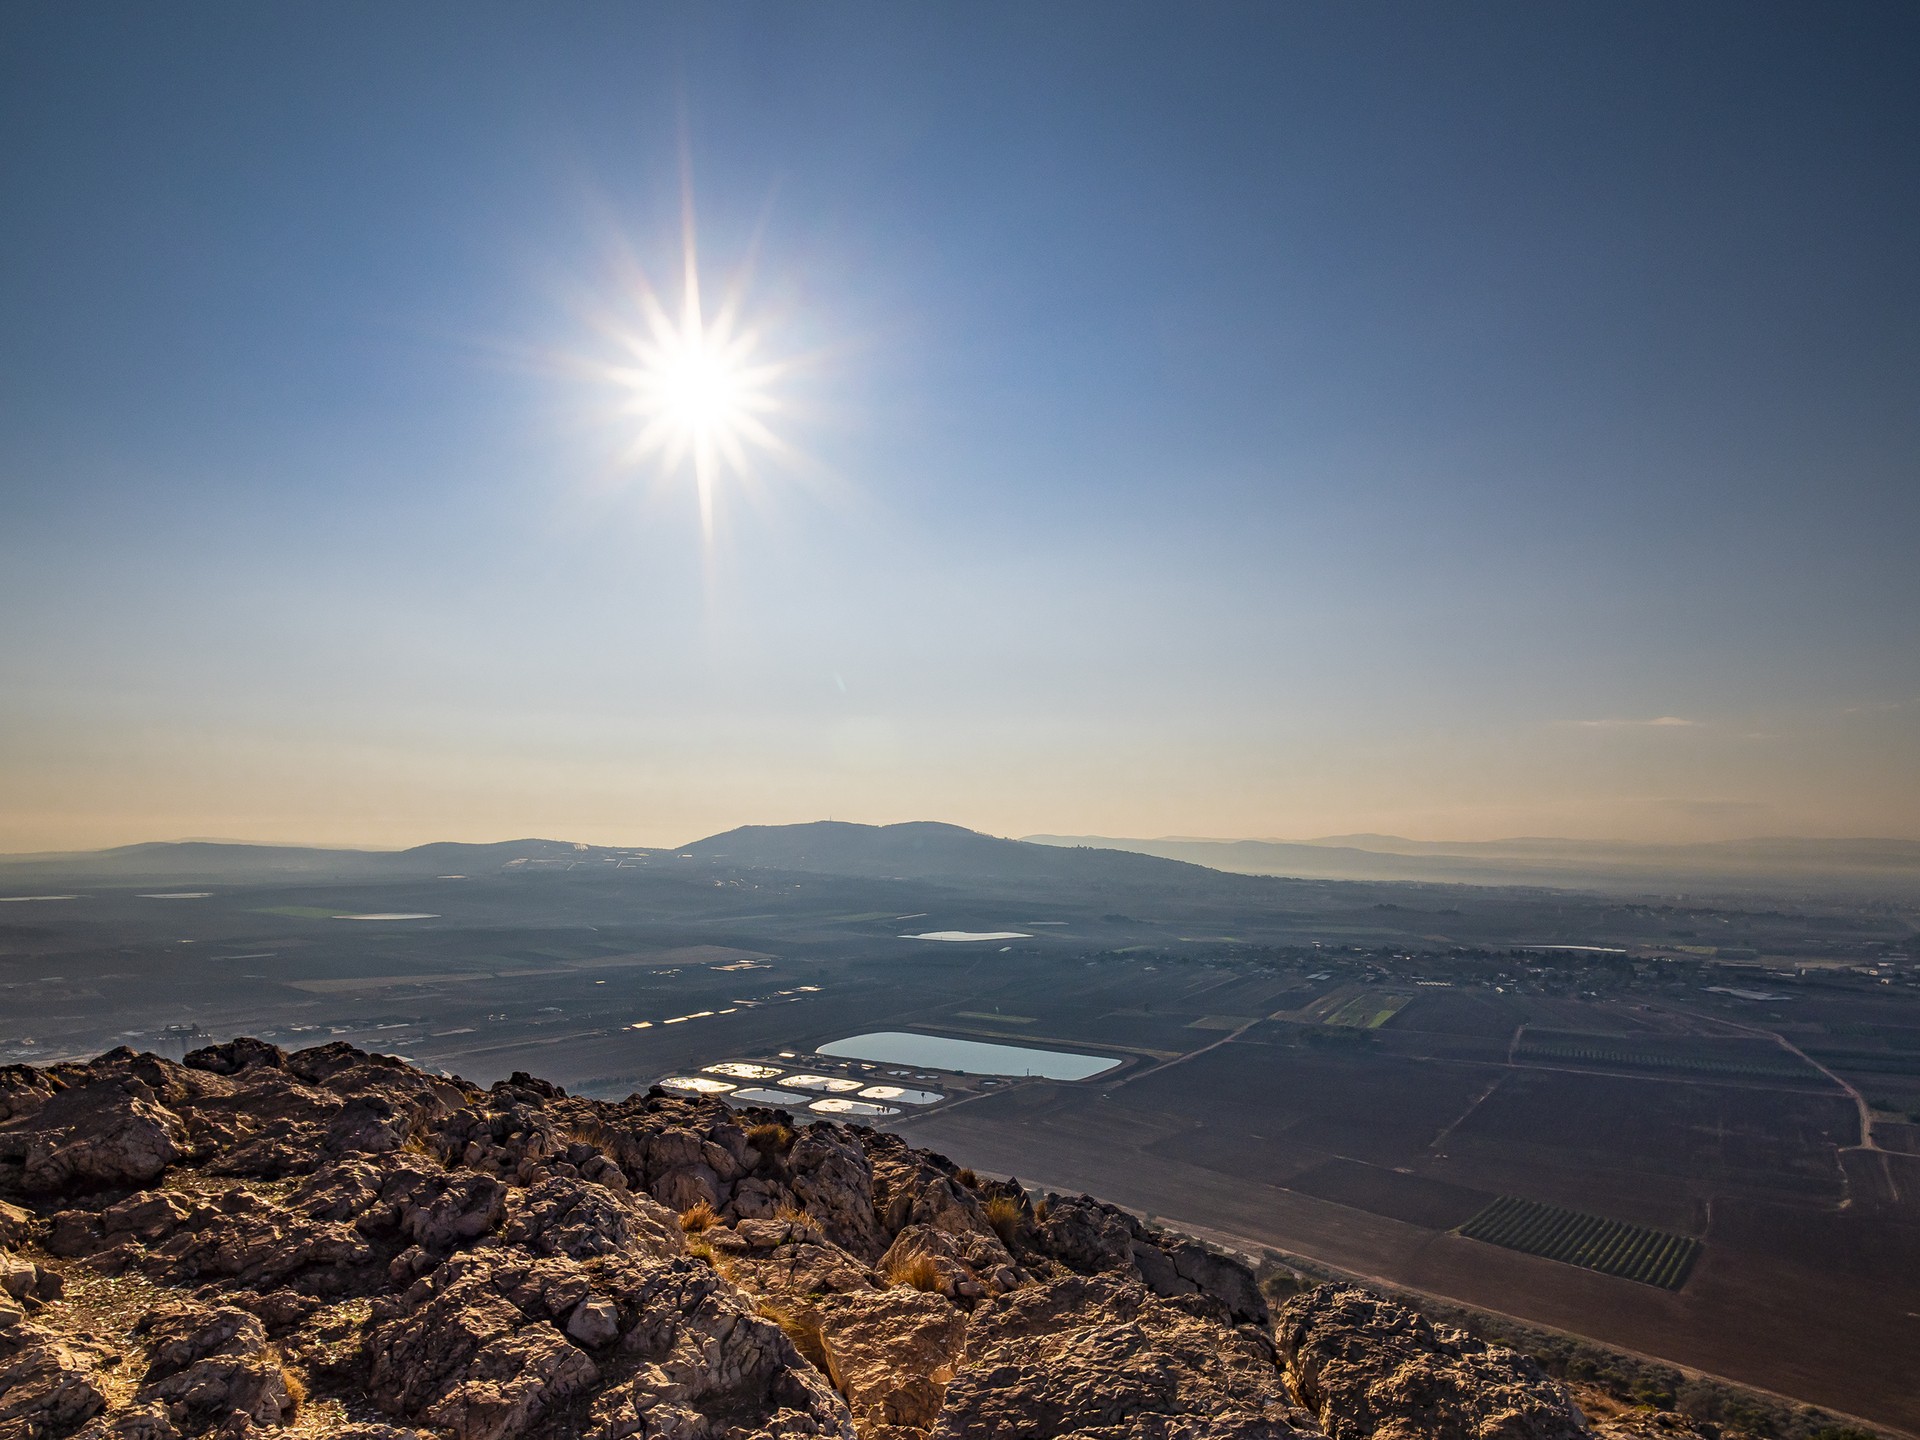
[600,201,791,541]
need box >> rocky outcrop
[2,1319,110,1436]
[1275,1287,1589,1440]
[0,1040,1615,1440]
[817,1290,967,1435]
[933,1273,1306,1439]
[127,1300,299,1433]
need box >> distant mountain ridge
[1023,832,1920,900]
[0,823,1252,898]
[8,822,1920,901]
[0,837,618,882]
[678,820,1256,893]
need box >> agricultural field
[1514,1031,1823,1083]
[1458,1195,1700,1288]
[1323,992,1413,1028]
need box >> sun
[604,220,790,541]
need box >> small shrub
[885,1253,944,1293]
[747,1122,794,1154]
[983,1195,1023,1247]
[1632,1380,1677,1410]
[1256,1265,1307,1303]
[954,1168,979,1191]
[679,1201,720,1234]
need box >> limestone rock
[933,1273,1306,1440]
[566,1297,620,1348]
[0,1199,36,1249]
[1032,1192,1139,1274]
[130,1301,295,1432]
[865,1137,996,1247]
[818,1289,967,1433]
[877,1225,1022,1301]
[181,1040,287,1078]
[0,1319,109,1436]
[15,1081,186,1193]
[1276,1286,1590,1440]
[787,1127,886,1261]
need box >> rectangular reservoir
[817,1030,1120,1080]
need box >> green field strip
[1325,993,1413,1029]
[1457,1196,1699,1290]
[1801,1051,1920,1075]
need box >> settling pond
[817,1031,1120,1080]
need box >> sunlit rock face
[1,1040,1615,1440]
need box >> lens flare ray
[592,194,794,542]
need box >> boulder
[17,1082,186,1193]
[787,1127,886,1261]
[1151,1235,1270,1326]
[817,1288,968,1433]
[0,1200,36,1249]
[182,1040,287,1077]
[1031,1192,1138,1274]
[649,1162,722,1213]
[0,1320,109,1436]
[144,1189,375,1289]
[566,1296,621,1348]
[0,1248,61,1305]
[131,1301,295,1432]
[877,1225,1022,1301]
[501,1176,681,1261]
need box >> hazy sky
[3,2,1918,852]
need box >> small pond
[704,1061,783,1080]
[727,1088,813,1107]
[856,1085,943,1104]
[808,1097,900,1117]
[900,930,1031,942]
[658,1076,735,1095]
[779,1074,865,1093]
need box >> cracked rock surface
[0,1041,1624,1440]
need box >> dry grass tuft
[746,1122,794,1154]
[983,1195,1024,1247]
[884,1252,944,1293]
[679,1201,720,1234]
[757,1299,830,1374]
[774,1203,811,1226]
[565,1119,622,1153]
[954,1168,980,1190]
[277,1357,308,1414]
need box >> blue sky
[3,2,1917,849]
